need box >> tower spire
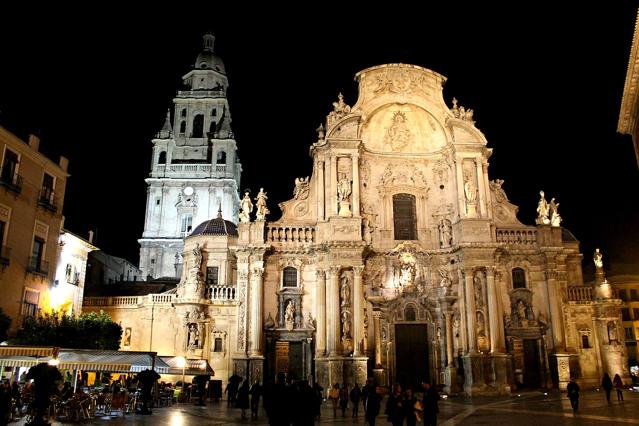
[162,109,172,132]
[217,202,223,219]
[203,33,215,52]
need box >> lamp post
[175,356,186,402]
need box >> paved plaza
[12,389,639,425]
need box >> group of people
[224,377,262,420]
[567,372,626,414]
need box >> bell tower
[138,33,242,279]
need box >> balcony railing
[495,227,537,245]
[83,294,177,307]
[151,163,233,179]
[27,257,49,276]
[0,170,22,194]
[0,246,10,266]
[206,285,236,301]
[175,89,226,98]
[266,225,315,245]
[38,188,58,213]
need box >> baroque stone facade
[86,63,630,394]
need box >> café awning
[159,356,214,376]
[0,346,56,357]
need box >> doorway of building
[395,324,429,391]
[522,339,540,387]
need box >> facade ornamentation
[536,190,550,225]
[473,271,484,309]
[327,93,351,128]
[255,188,270,221]
[438,218,453,248]
[607,321,618,344]
[489,179,508,202]
[450,97,475,123]
[293,177,310,200]
[385,111,412,152]
[549,198,562,227]
[284,300,296,331]
[433,159,449,187]
[239,191,253,223]
[337,177,352,217]
[594,248,604,270]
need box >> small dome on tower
[189,208,237,237]
[195,33,226,74]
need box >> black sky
[1,5,638,278]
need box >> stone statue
[306,313,316,330]
[341,311,351,338]
[327,93,351,127]
[607,321,618,343]
[451,97,460,118]
[293,176,310,200]
[473,274,484,308]
[464,176,477,204]
[386,111,412,151]
[536,190,550,225]
[192,243,203,271]
[255,188,270,221]
[594,248,603,269]
[438,219,452,248]
[188,323,200,347]
[284,300,295,331]
[399,264,414,287]
[438,268,452,288]
[549,197,562,227]
[239,191,253,223]
[476,312,485,333]
[337,177,351,202]
[517,300,527,321]
[340,275,351,307]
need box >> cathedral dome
[189,214,237,237]
[194,33,225,74]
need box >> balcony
[206,285,236,301]
[38,188,58,213]
[27,257,49,276]
[0,170,22,194]
[151,163,234,179]
[0,246,10,267]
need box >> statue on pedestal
[188,323,200,348]
[549,197,562,227]
[337,176,352,217]
[594,248,603,270]
[239,191,253,223]
[438,219,453,248]
[536,190,550,225]
[284,300,295,331]
[255,188,270,221]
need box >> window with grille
[207,267,219,286]
[512,268,526,289]
[393,193,417,240]
[283,267,297,287]
[581,335,590,349]
[180,214,193,234]
[631,289,638,301]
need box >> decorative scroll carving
[293,177,310,200]
[327,93,351,128]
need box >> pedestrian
[385,383,405,426]
[328,382,340,417]
[249,379,262,419]
[312,381,323,420]
[404,388,418,426]
[361,378,374,417]
[237,379,250,419]
[613,373,624,402]
[421,380,440,426]
[350,383,361,417]
[364,385,381,426]
[601,373,613,404]
[567,377,580,413]
[339,383,349,417]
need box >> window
[181,108,187,117]
[179,121,186,134]
[283,267,297,287]
[192,114,204,137]
[620,290,628,301]
[625,327,635,340]
[209,121,216,135]
[30,237,45,272]
[22,289,39,320]
[631,289,638,301]
[622,308,631,321]
[180,214,193,235]
[158,151,166,164]
[40,173,55,205]
[512,268,526,289]
[405,305,416,321]
[581,335,590,349]
[634,308,639,320]
[206,267,219,286]
[211,108,217,117]
[214,337,223,352]
[393,193,417,240]
[0,220,6,245]
[216,151,226,164]
[1,149,19,185]
[156,199,161,206]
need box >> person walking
[422,380,440,426]
[312,381,323,421]
[364,385,381,426]
[249,380,262,419]
[328,383,340,417]
[350,383,361,418]
[613,374,624,402]
[567,377,580,413]
[361,378,374,417]
[601,373,613,404]
[237,379,250,419]
[403,388,418,426]
[385,383,405,426]
[339,383,349,417]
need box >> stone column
[445,310,454,366]
[353,266,364,356]
[455,157,465,218]
[373,311,382,367]
[330,156,338,216]
[546,271,565,351]
[351,154,360,216]
[315,269,326,356]
[316,161,325,221]
[324,160,330,219]
[475,158,486,218]
[457,268,468,353]
[327,266,341,356]
[249,267,264,356]
[464,269,477,353]
[482,159,493,220]
[486,267,503,353]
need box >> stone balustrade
[207,285,236,301]
[495,227,537,245]
[266,225,315,245]
[83,294,176,307]
[566,286,593,302]
[151,164,233,178]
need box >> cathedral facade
[86,63,629,394]
[138,34,241,279]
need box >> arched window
[405,305,416,321]
[393,193,417,240]
[192,114,204,138]
[512,267,526,289]
[211,108,217,117]
[158,151,166,164]
[209,121,216,135]
[283,267,297,287]
[216,151,226,164]
[179,121,186,134]
[181,108,187,117]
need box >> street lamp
[175,356,186,402]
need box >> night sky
[1,5,638,279]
